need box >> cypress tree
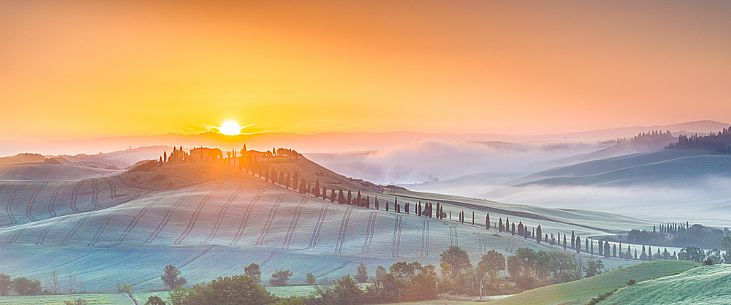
[590,239,594,256]
[486,214,490,230]
[347,191,352,205]
[472,211,475,226]
[499,218,503,232]
[563,235,567,249]
[511,222,516,235]
[598,240,603,255]
[338,190,346,204]
[536,225,542,243]
[613,244,617,257]
[356,191,361,206]
[576,236,581,253]
[571,231,575,249]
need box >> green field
[487,260,699,305]
[380,260,699,305]
[0,285,330,305]
[0,293,131,305]
[600,264,731,305]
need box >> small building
[189,147,223,161]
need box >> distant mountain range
[1,120,728,156]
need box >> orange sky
[1,1,730,141]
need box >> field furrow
[174,183,223,244]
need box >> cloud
[308,139,599,184]
[479,177,731,226]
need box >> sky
[1,1,730,141]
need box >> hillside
[488,260,699,305]
[0,160,645,292]
[0,163,120,180]
[600,264,731,304]
[519,149,731,186]
[0,153,46,165]
[120,153,383,192]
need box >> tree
[575,236,581,253]
[338,190,346,204]
[161,265,187,290]
[536,225,542,243]
[585,259,604,277]
[320,275,364,305]
[145,295,167,305]
[11,277,41,295]
[439,246,473,294]
[439,246,472,279]
[244,263,261,282]
[369,262,438,302]
[305,273,316,285]
[171,274,274,305]
[356,263,369,283]
[477,250,505,280]
[0,273,10,296]
[49,270,60,295]
[374,266,387,289]
[270,270,292,286]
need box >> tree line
[145,245,605,305]
[669,126,731,153]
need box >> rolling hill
[600,264,731,304]
[518,148,731,186]
[487,260,699,305]
[0,157,645,293]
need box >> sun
[219,120,241,136]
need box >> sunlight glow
[219,120,241,136]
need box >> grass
[380,260,699,305]
[600,264,731,305]
[0,293,131,305]
[486,260,698,305]
[0,285,333,305]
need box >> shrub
[626,279,636,285]
[11,277,41,295]
[145,295,166,305]
[171,275,273,305]
[270,270,292,286]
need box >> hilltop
[120,148,383,192]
